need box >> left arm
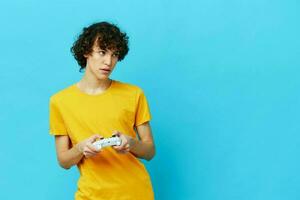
[112,122,155,161]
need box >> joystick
[92,136,122,150]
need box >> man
[49,21,155,200]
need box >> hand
[111,131,134,154]
[76,134,104,158]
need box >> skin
[55,40,156,169]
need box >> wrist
[128,137,137,150]
[75,143,84,154]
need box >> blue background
[0,0,299,199]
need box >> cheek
[87,58,99,68]
[112,59,118,67]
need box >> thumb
[112,130,120,137]
[89,134,103,143]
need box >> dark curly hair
[70,22,129,72]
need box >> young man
[49,22,155,200]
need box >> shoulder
[49,84,76,104]
[113,80,144,94]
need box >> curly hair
[70,22,129,72]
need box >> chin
[97,75,110,80]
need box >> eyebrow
[94,48,119,55]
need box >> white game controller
[92,136,122,150]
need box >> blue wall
[1,0,299,199]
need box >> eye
[112,53,119,58]
[98,50,106,55]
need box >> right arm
[55,134,102,169]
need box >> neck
[79,75,111,89]
[77,68,112,94]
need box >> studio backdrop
[0,0,299,200]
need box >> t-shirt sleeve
[134,89,152,126]
[49,97,68,136]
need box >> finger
[122,144,130,152]
[85,146,100,154]
[83,149,95,156]
[112,145,123,151]
[86,143,101,152]
[118,149,129,154]
[112,143,128,151]
[116,142,127,150]
[84,152,97,158]
[112,130,120,137]
[113,146,129,151]
[113,148,125,153]
[90,134,104,143]
[83,146,98,153]
[83,145,99,154]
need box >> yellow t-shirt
[49,80,154,200]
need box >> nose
[104,54,112,66]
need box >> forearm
[57,144,84,169]
[129,138,155,161]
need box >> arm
[55,135,83,169]
[131,122,156,160]
[55,134,103,169]
[113,122,156,161]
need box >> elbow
[58,159,71,170]
[60,164,71,170]
[145,156,153,161]
[59,163,71,170]
[145,147,156,161]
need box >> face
[84,44,119,80]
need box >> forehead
[92,37,118,52]
[93,46,118,55]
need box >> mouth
[99,68,111,74]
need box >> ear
[83,51,92,58]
